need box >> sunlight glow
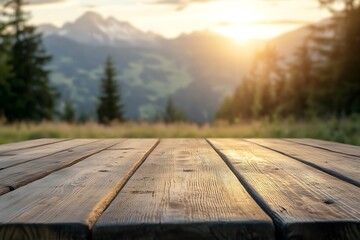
[213,25,299,42]
[208,3,304,42]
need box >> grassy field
[0,115,359,145]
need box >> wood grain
[0,139,123,195]
[0,139,68,154]
[0,139,96,170]
[0,186,9,196]
[0,139,159,240]
[93,139,274,240]
[248,139,360,187]
[287,138,360,157]
[209,139,360,240]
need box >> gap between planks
[0,139,100,170]
[285,139,360,158]
[206,139,278,236]
[0,139,70,154]
[0,139,126,196]
[246,139,360,187]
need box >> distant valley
[39,11,310,123]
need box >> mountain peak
[77,11,104,23]
[37,23,59,36]
[39,11,161,47]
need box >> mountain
[270,18,334,57]
[41,11,161,47]
[39,11,311,123]
[38,24,59,36]
[270,26,310,56]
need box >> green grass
[0,115,359,145]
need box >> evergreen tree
[285,39,315,117]
[0,11,12,117]
[311,0,360,115]
[340,6,360,113]
[97,56,124,124]
[78,112,90,124]
[216,45,284,121]
[62,99,76,123]
[215,95,234,121]
[251,45,284,117]
[1,0,56,122]
[163,96,187,123]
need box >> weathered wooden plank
[0,139,123,195]
[0,139,96,170]
[287,138,360,157]
[209,139,360,240]
[0,186,9,196]
[0,139,159,240]
[93,139,274,240]
[248,139,360,187]
[0,139,68,154]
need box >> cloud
[218,19,312,26]
[23,0,72,9]
[145,0,315,11]
[145,0,219,11]
[27,0,68,5]
[82,4,98,10]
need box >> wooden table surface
[0,138,359,240]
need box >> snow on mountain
[37,24,59,37]
[38,11,162,47]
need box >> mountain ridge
[40,11,163,47]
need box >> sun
[213,26,264,43]
[211,8,268,42]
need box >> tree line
[0,0,187,125]
[216,0,360,122]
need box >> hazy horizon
[27,0,331,42]
[35,10,315,44]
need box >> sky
[27,0,331,42]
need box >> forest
[216,0,360,121]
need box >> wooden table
[0,138,359,240]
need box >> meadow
[0,115,359,145]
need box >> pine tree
[216,45,284,121]
[215,96,234,122]
[311,0,360,115]
[0,11,12,117]
[97,56,124,124]
[62,99,76,123]
[340,6,360,113]
[78,112,90,124]
[0,0,56,122]
[163,96,187,123]
[285,39,314,117]
[164,97,177,123]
